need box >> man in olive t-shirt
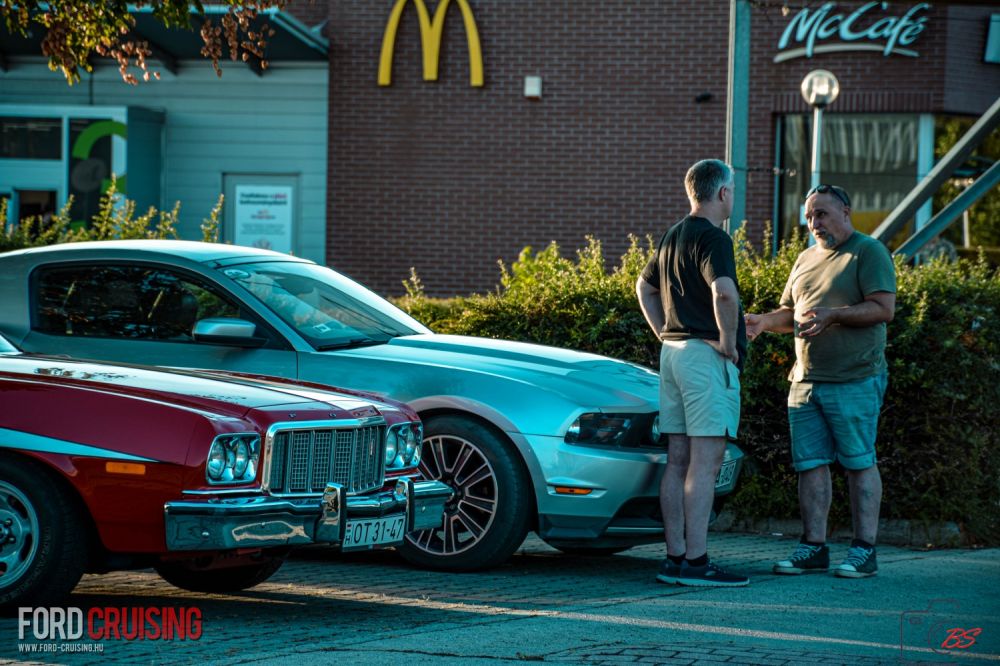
[745,184,895,579]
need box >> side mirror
[192,318,267,348]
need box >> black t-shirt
[640,215,747,370]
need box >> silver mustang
[0,240,744,571]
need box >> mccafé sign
[775,2,931,63]
[379,0,484,87]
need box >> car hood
[345,334,659,410]
[0,354,385,419]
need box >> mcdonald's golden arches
[378,0,484,87]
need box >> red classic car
[0,333,451,609]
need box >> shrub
[396,231,1000,544]
[399,235,661,368]
[0,179,224,252]
[881,251,1000,543]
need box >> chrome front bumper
[164,478,452,551]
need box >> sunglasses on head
[807,184,851,207]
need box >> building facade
[3,2,997,296]
[327,0,998,296]
[0,8,330,264]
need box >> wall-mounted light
[524,75,542,100]
[695,92,713,103]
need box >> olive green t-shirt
[780,231,896,383]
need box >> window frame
[28,259,293,351]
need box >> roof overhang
[0,4,328,77]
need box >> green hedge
[397,232,1000,544]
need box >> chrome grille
[267,425,386,495]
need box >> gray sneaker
[656,558,681,584]
[773,541,830,575]
[675,560,749,587]
[835,544,878,578]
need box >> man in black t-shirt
[636,159,749,587]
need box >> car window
[34,265,240,342]
[219,262,429,349]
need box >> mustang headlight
[205,434,260,485]
[564,413,636,447]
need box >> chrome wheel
[0,481,39,590]
[408,433,499,556]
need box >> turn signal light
[105,462,146,475]
[553,486,593,495]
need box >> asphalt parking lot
[3,532,998,666]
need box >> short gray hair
[685,159,733,204]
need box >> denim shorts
[787,372,888,472]
[659,339,740,438]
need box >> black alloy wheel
[400,415,532,571]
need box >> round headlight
[402,427,418,463]
[207,440,227,480]
[385,430,399,466]
[233,439,251,477]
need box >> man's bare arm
[636,277,665,338]
[797,291,895,338]
[745,308,795,340]
[710,276,740,363]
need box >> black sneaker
[773,541,830,575]
[676,560,749,587]
[835,544,878,578]
[656,558,681,585]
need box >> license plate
[342,515,406,551]
[715,460,737,489]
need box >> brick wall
[943,5,1000,113]
[326,1,996,297]
[287,0,330,33]
[328,1,731,296]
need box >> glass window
[779,114,920,242]
[0,117,62,160]
[218,261,428,350]
[986,14,1000,65]
[0,331,16,354]
[68,119,114,226]
[35,265,240,341]
[15,190,57,225]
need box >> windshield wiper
[314,337,385,351]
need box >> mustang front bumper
[163,477,452,551]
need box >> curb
[709,510,963,547]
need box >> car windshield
[217,261,430,350]
[0,333,16,355]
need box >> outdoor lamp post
[800,69,841,190]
